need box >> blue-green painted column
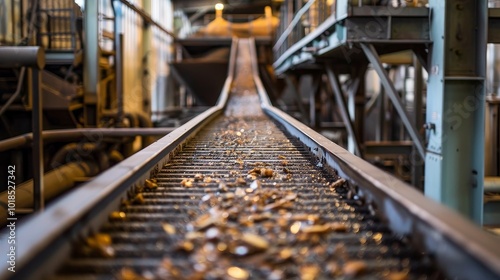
[425,0,487,223]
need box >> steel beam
[348,65,367,154]
[309,75,321,128]
[360,43,425,159]
[142,0,152,116]
[412,56,424,189]
[0,46,45,69]
[83,0,100,126]
[284,75,309,124]
[425,0,487,223]
[325,64,362,157]
[364,141,413,158]
[116,34,124,124]
[485,96,500,176]
[484,199,500,226]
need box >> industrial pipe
[135,112,155,147]
[0,127,175,153]
[51,143,109,172]
[0,46,45,69]
[0,161,99,226]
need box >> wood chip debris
[343,260,367,277]
[109,211,126,222]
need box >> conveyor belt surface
[50,40,440,280]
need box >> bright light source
[215,3,224,11]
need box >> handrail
[114,0,177,41]
[273,0,316,52]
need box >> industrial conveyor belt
[55,40,437,279]
[2,39,500,280]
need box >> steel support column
[425,0,487,223]
[377,88,385,142]
[116,34,124,124]
[83,0,100,126]
[412,56,424,189]
[348,65,367,155]
[325,64,362,156]
[285,75,309,124]
[309,74,321,128]
[32,69,43,211]
[142,0,152,116]
[361,43,425,159]
[485,97,500,176]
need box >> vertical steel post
[32,68,43,211]
[142,0,152,116]
[376,88,385,142]
[83,0,100,126]
[309,75,321,128]
[285,75,309,124]
[425,0,487,223]
[485,97,499,176]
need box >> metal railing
[273,0,337,60]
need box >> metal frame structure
[0,37,238,279]
[0,46,45,211]
[3,37,500,280]
[272,2,432,191]
[83,0,100,126]
[271,0,500,223]
[0,0,189,223]
[252,36,500,278]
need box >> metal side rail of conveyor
[2,38,500,280]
